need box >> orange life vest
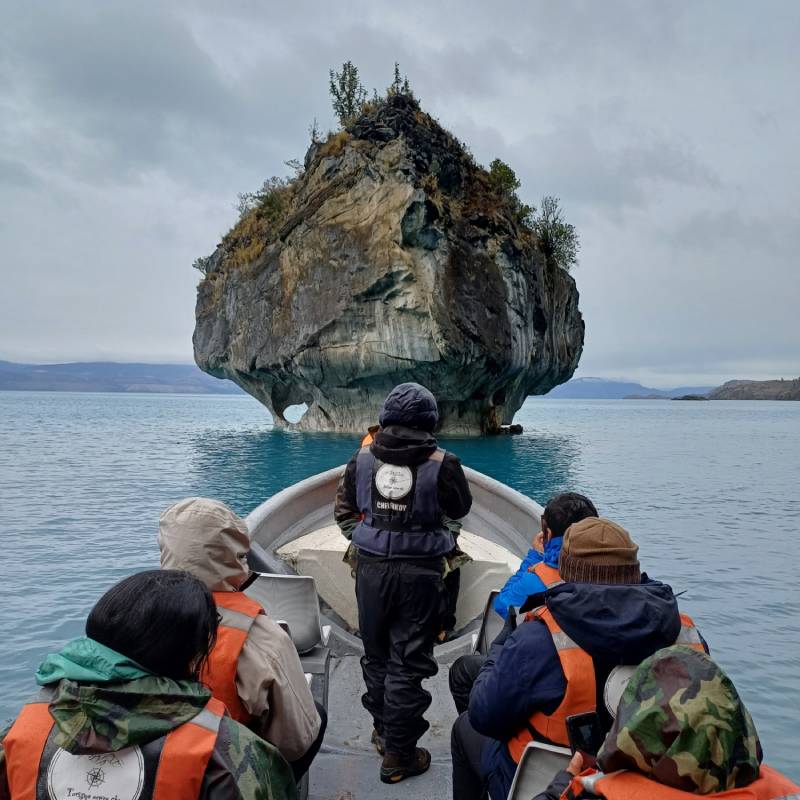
[202,591,264,723]
[561,765,800,800]
[675,612,707,652]
[508,605,596,760]
[532,560,563,588]
[361,425,379,447]
[3,694,226,800]
[506,608,705,762]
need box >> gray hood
[159,497,250,592]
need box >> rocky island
[193,90,584,433]
[709,378,800,401]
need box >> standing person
[335,382,472,784]
[352,425,470,641]
[0,570,297,800]
[159,498,324,782]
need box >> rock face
[194,95,584,433]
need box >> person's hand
[566,751,584,776]
[532,530,545,554]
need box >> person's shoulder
[439,451,467,473]
[243,615,298,663]
[508,612,554,651]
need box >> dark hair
[86,569,218,681]
[542,492,598,537]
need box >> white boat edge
[245,464,543,657]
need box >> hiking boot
[380,748,431,783]
[371,728,386,756]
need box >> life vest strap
[212,591,263,617]
[532,561,563,589]
[509,606,596,759]
[3,702,54,800]
[201,592,263,723]
[152,697,225,800]
[218,605,258,632]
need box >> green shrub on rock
[530,195,579,271]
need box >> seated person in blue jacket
[450,517,708,800]
[495,492,597,619]
[449,492,597,715]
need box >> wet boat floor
[308,654,459,799]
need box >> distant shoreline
[544,376,799,401]
[2,362,797,401]
[0,360,243,395]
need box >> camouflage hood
[35,636,210,753]
[598,646,762,794]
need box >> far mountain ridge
[2,363,796,401]
[0,360,244,394]
[543,377,714,399]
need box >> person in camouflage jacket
[0,571,297,800]
[533,645,798,799]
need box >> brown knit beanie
[558,517,641,584]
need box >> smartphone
[566,712,604,759]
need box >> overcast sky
[1,1,798,387]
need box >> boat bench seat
[244,573,332,709]
[301,647,331,709]
[506,741,572,799]
[244,574,331,800]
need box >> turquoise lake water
[0,391,797,777]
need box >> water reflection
[441,434,581,505]
[187,427,580,515]
[187,429,361,515]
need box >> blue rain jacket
[493,536,563,619]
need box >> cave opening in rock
[282,403,309,424]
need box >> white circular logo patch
[47,745,144,800]
[375,464,413,500]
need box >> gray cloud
[0,0,798,385]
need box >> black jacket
[470,579,703,800]
[334,424,472,538]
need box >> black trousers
[451,711,490,800]
[448,653,486,715]
[442,567,461,633]
[356,553,444,756]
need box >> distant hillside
[0,361,243,394]
[709,378,800,400]
[543,377,713,399]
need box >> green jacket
[0,637,297,800]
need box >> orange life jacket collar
[201,591,264,723]
[532,560,563,588]
[507,608,705,763]
[561,765,800,800]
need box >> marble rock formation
[193,95,584,433]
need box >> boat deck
[308,654,458,800]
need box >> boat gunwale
[244,464,543,657]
